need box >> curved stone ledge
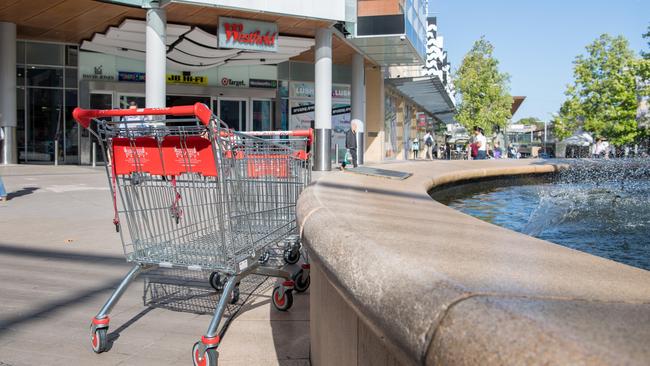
[297,160,650,366]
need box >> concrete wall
[298,160,650,366]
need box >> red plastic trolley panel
[112,137,164,175]
[247,154,289,178]
[161,136,218,177]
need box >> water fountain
[433,159,650,271]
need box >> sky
[429,0,649,122]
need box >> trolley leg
[90,263,145,353]
[194,276,237,363]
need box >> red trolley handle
[244,129,314,145]
[72,103,213,129]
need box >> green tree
[555,34,640,146]
[453,37,513,135]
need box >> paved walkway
[0,165,309,366]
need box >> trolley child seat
[73,103,312,365]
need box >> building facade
[0,0,455,168]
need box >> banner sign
[218,17,278,52]
[249,78,278,89]
[291,104,315,115]
[167,74,208,86]
[118,71,146,82]
[333,106,351,115]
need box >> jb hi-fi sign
[218,17,278,52]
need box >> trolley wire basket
[73,103,312,365]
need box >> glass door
[217,98,248,131]
[85,92,113,165]
[251,99,273,131]
[118,94,145,109]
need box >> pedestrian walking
[411,137,420,159]
[423,130,434,159]
[0,127,7,201]
[345,121,358,168]
[473,126,487,160]
[493,141,503,159]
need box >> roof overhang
[387,76,456,116]
[349,35,425,66]
[80,19,314,71]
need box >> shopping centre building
[0,0,455,169]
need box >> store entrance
[216,99,247,131]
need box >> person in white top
[473,126,487,160]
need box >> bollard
[54,140,59,166]
[92,142,97,167]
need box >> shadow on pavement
[0,243,125,266]
[6,186,39,200]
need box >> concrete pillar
[145,6,166,108]
[0,22,17,164]
[313,28,333,171]
[351,53,365,165]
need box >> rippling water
[442,161,650,271]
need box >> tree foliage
[554,34,641,146]
[453,37,513,135]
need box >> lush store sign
[290,82,351,99]
[167,74,208,86]
[218,17,278,52]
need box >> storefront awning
[387,76,456,116]
[81,19,315,71]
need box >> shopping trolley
[72,103,312,366]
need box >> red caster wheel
[192,341,218,366]
[272,286,293,311]
[91,327,108,353]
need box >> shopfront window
[218,99,247,131]
[252,100,272,131]
[26,88,62,162]
[26,67,63,88]
[64,90,79,163]
[16,41,79,164]
[25,42,63,66]
[384,94,398,159]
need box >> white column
[313,28,333,171]
[351,53,365,165]
[146,6,166,108]
[0,22,17,164]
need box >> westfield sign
[218,17,279,52]
[224,23,277,47]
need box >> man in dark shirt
[345,121,358,168]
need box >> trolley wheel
[230,285,240,304]
[258,250,271,265]
[209,272,224,292]
[272,286,293,311]
[292,269,310,293]
[192,342,218,366]
[283,247,300,265]
[91,327,108,353]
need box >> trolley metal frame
[73,103,312,365]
